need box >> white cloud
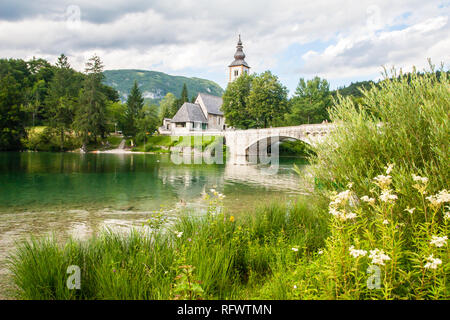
[300,15,449,79]
[0,0,448,89]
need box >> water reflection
[0,152,308,297]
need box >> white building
[160,36,250,135]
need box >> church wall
[207,114,224,130]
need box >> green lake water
[0,151,310,298]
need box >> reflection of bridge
[224,123,334,164]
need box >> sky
[0,0,449,94]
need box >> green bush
[311,64,449,219]
[22,127,81,152]
[279,140,315,158]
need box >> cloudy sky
[0,0,449,93]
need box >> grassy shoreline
[8,197,329,300]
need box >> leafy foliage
[311,64,449,204]
[74,55,108,145]
[222,72,288,129]
[286,77,331,125]
[0,74,26,150]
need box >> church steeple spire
[234,35,245,60]
[228,35,250,82]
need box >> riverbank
[8,197,330,300]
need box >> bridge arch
[244,135,313,157]
[222,123,333,164]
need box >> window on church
[234,70,239,77]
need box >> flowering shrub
[319,164,449,299]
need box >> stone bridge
[224,123,334,164]
[161,123,334,164]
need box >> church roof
[229,35,250,68]
[198,93,223,116]
[171,102,208,123]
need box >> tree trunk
[60,128,64,152]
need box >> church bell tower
[228,35,250,82]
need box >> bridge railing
[225,123,335,133]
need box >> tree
[46,54,81,150]
[0,74,26,150]
[23,79,46,127]
[287,77,331,125]
[74,55,107,146]
[101,84,120,103]
[221,73,254,129]
[159,92,177,122]
[106,101,127,133]
[122,80,144,138]
[136,104,159,145]
[247,71,289,128]
[170,83,189,117]
[180,83,189,105]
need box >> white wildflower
[329,207,357,221]
[444,211,450,221]
[349,246,367,258]
[373,175,392,189]
[404,207,416,214]
[424,254,442,270]
[361,195,376,205]
[380,189,398,203]
[430,235,447,248]
[292,247,299,252]
[385,163,394,175]
[174,231,183,238]
[369,249,391,266]
[345,212,357,220]
[318,250,323,255]
[382,219,389,225]
[329,190,352,207]
[412,174,428,184]
[426,190,450,208]
[293,285,297,289]
[437,189,450,203]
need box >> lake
[0,151,309,297]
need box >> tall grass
[311,64,449,218]
[8,197,328,300]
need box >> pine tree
[171,83,189,116]
[122,80,144,138]
[74,55,107,147]
[180,83,189,104]
[46,54,80,150]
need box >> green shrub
[22,127,81,152]
[311,64,449,220]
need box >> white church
[160,35,250,134]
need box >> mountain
[103,69,224,104]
